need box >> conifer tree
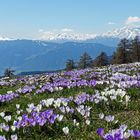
[111,52,117,64]
[93,52,108,66]
[4,68,15,78]
[65,59,75,71]
[114,38,131,64]
[78,52,92,69]
[131,36,140,62]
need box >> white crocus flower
[28,103,34,109]
[62,101,68,107]
[54,87,59,91]
[102,96,108,102]
[62,127,69,135]
[11,126,16,131]
[57,114,63,122]
[11,134,18,140]
[99,113,104,119]
[80,109,86,116]
[94,99,99,104]
[76,122,79,126]
[110,95,116,100]
[73,119,79,126]
[36,104,42,112]
[0,112,5,118]
[16,110,21,115]
[66,106,71,113]
[4,115,11,122]
[59,87,63,90]
[45,98,54,107]
[26,108,32,113]
[16,104,20,109]
[17,116,22,121]
[114,120,118,124]
[86,119,90,125]
[105,115,114,122]
[73,119,76,125]
[124,132,131,139]
[54,99,61,108]
[125,95,130,106]
[120,91,126,98]
[7,91,13,94]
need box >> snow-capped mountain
[1,26,140,42]
[0,25,139,75]
[101,26,140,39]
[40,26,140,42]
[0,36,12,41]
[89,26,140,46]
[40,32,96,41]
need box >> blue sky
[0,0,140,39]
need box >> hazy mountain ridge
[0,26,140,75]
[0,40,115,75]
[38,26,140,46]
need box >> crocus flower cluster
[14,109,57,129]
[0,62,139,139]
[0,92,19,103]
[97,124,140,139]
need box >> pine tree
[111,52,117,64]
[4,68,15,78]
[131,36,140,62]
[65,59,75,71]
[93,52,108,66]
[78,52,92,69]
[114,38,131,64]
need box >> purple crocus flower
[105,135,114,140]
[38,118,46,126]
[133,130,140,138]
[114,132,122,140]
[97,128,104,137]
[0,135,6,140]
[49,114,57,124]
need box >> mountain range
[38,26,140,46]
[0,26,140,75]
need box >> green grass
[0,85,139,139]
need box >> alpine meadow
[0,0,140,140]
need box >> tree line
[65,36,140,71]
[3,36,140,77]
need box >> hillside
[0,40,115,75]
[0,63,140,139]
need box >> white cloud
[108,22,115,25]
[126,16,140,24]
[61,28,73,32]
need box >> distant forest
[3,36,140,77]
[65,36,140,70]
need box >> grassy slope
[0,85,140,140]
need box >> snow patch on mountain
[101,26,140,39]
[1,25,140,42]
[40,31,97,41]
[0,35,16,41]
[0,36,12,41]
[39,26,140,42]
